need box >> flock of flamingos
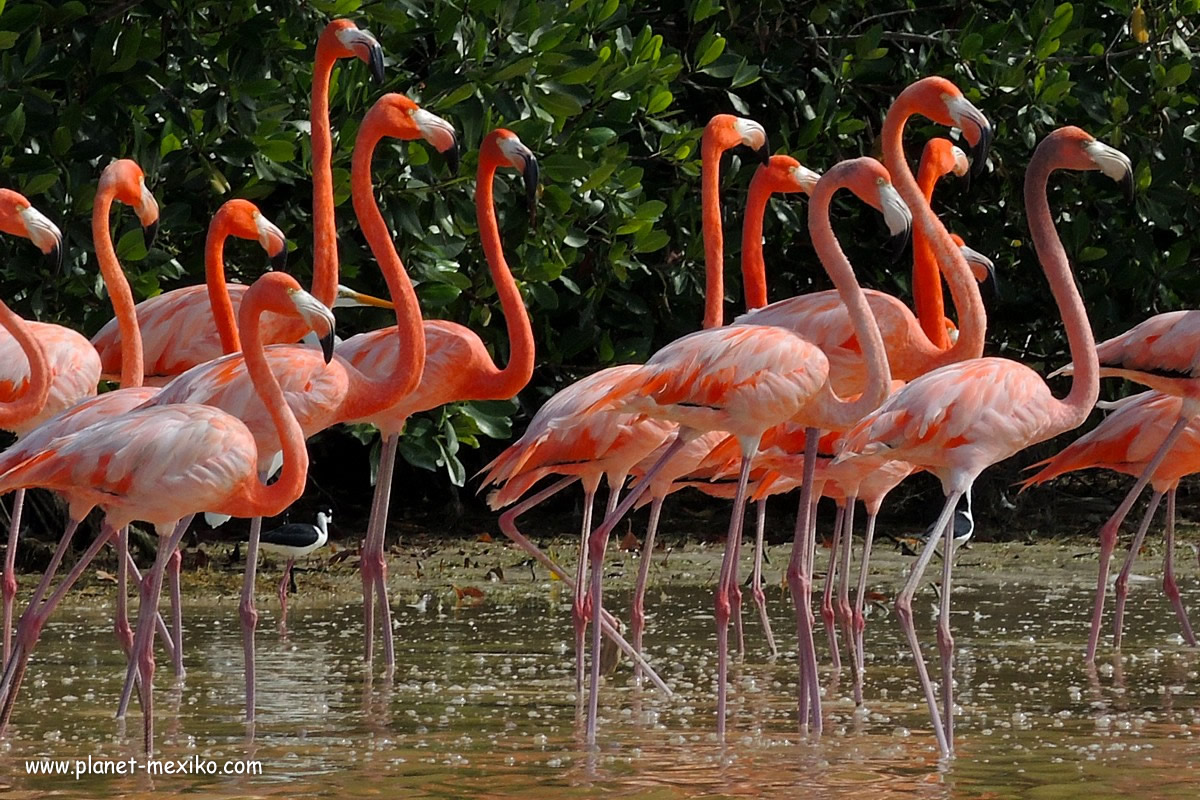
[0,17,1191,762]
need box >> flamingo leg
[751,499,777,657]
[241,515,263,723]
[278,557,294,634]
[894,489,962,759]
[937,493,957,749]
[822,504,844,672]
[1112,490,1163,651]
[837,498,857,687]
[785,427,822,734]
[730,501,746,662]
[496,477,672,697]
[2,489,25,667]
[1087,417,1188,663]
[117,545,177,719]
[586,434,688,744]
[572,486,599,696]
[361,433,399,672]
[0,520,105,735]
[631,496,663,687]
[715,453,754,737]
[1162,489,1198,646]
[852,510,879,706]
[166,546,185,680]
[114,526,134,660]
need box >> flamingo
[582,156,907,742]
[334,128,539,670]
[1021,390,1200,650]
[835,126,1132,757]
[0,271,335,754]
[1,163,159,665]
[146,92,454,718]
[478,113,770,690]
[90,18,388,384]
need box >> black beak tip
[444,143,460,176]
[888,229,911,264]
[756,138,770,166]
[319,331,335,364]
[270,247,288,272]
[144,220,159,249]
[968,125,993,179]
[983,266,1001,302]
[523,156,540,225]
[368,44,386,85]
[1121,171,1135,202]
[48,242,63,275]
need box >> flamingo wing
[0,321,100,435]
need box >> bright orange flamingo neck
[474,150,535,399]
[0,299,50,428]
[740,170,772,311]
[881,91,985,368]
[92,183,144,389]
[233,280,309,516]
[309,43,340,309]
[700,132,728,329]
[913,148,951,349]
[204,209,243,356]
[343,118,427,420]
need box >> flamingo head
[333,284,393,310]
[0,189,63,271]
[100,159,160,247]
[217,199,289,271]
[902,77,993,178]
[753,154,821,196]
[704,114,769,165]
[922,138,971,183]
[826,157,912,262]
[249,273,337,364]
[1045,127,1135,201]
[364,94,460,175]
[322,19,385,84]
[484,129,540,224]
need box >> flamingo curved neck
[343,124,426,420]
[310,48,340,309]
[92,190,144,389]
[806,169,892,428]
[740,174,771,311]
[881,95,985,367]
[204,214,241,355]
[1025,153,1098,429]
[473,154,535,399]
[700,134,726,329]
[913,155,950,348]
[233,290,308,517]
[0,300,50,428]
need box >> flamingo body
[0,323,99,436]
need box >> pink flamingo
[582,157,906,742]
[90,18,388,384]
[147,92,453,717]
[1,163,159,664]
[1022,390,1200,650]
[335,128,538,670]
[836,126,1131,756]
[0,271,335,754]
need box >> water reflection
[1,545,1199,798]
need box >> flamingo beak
[144,220,159,249]
[334,285,393,309]
[522,152,540,224]
[270,246,288,272]
[878,182,912,264]
[20,205,64,273]
[318,330,336,363]
[1120,169,1135,202]
[367,41,385,85]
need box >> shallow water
[2,541,1200,798]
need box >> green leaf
[1165,63,1192,87]
[696,32,725,68]
[646,87,673,114]
[259,139,296,163]
[633,227,669,253]
[116,228,149,262]
[21,173,57,196]
[1046,3,1074,40]
[0,32,18,51]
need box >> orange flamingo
[147,92,452,716]
[0,272,335,754]
[90,19,388,384]
[335,128,538,669]
[836,126,1131,757]
[479,113,769,691]
[1,164,158,664]
[1022,390,1200,650]
[583,157,907,741]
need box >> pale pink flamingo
[0,272,335,754]
[835,126,1131,756]
[1022,390,1200,650]
[334,128,538,670]
[1,163,158,665]
[478,113,769,692]
[582,157,906,742]
[146,92,453,717]
[90,18,388,384]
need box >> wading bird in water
[836,126,1132,757]
[260,510,331,633]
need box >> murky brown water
[1,540,1199,798]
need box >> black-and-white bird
[920,490,975,553]
[259,510,330,631]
